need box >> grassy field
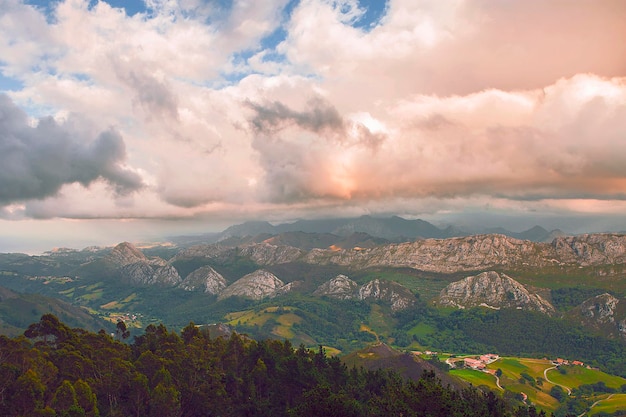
[407,322,436,338]
[225,306,313,342]
[323,346,342,357]
[589,393,626,416]
[484,358,561,411]
[273,312,302,338]
[367,304,395,338]
[546,365,626,389]
[450,369,500,391]
[449,356,626,414]
[100,300,119,309]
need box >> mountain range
[169,215,565,246]
[1,216,626,375]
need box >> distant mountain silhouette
[212,216,563,243]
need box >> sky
[1,0,626,253]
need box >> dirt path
[578,393,616,417]
[493,373,504,391]
[544,366,572,395]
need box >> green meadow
[450,356,626,414]
[546,365,626,390]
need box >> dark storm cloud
[247,98,345,203]
[248,97,344,135]
[0,94,143,205]
[112,57,179,119]
[245,97,393,204]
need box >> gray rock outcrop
[218,270,290,300]
[106,242,148,266]
[579,293,620,323]
[313,275,359,299]
[171,242,304,266]
[313,275,416,311]
[238,243,305,265]
[358,279,416,312]
[179,266,227,294]
[437,271,555,314]
[303,233,626,274]
[572,293,626,340]
[107,242,182,286]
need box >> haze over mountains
[168,215,566,248]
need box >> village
[441,353,590,373]
[444,353,501,372]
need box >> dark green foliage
[572,381,616,395]
[403,307,626,377]
[551,287,607,311]
[0,314,541,417]
[550,385,566,402]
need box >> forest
[0,314,556,417]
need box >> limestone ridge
[237,243,305,265]
[437,271,555,314]
[313,275,416,311]
[179,266,227,294]
[552,234,626,265]
[170,233,626,275]
[106,242,182,286]
[217,270,293,301]
[303,233,626,273]
[171,242,304,266]
[170,244,233,263]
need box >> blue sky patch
[94,0,147,16]
[0,72,24,93]
[352,0,389,31]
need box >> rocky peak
[579,293,620,324]
[106,242,181,286]
[358,279,416,312]
[313,275,359,299]
[312,275,415,311]
[120,262,182,286]
[273,280,303,297]
[571,293,626,340]
[107,242,147,266]
[218,270,289,300]
[437,271,555,314]
[179,266,227,294]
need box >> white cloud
[1,0,625,248]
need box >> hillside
[0,285,112,336]
[0,315,530,417]
[341,343,464,389]
[1,231,626,382]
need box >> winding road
[544,366,572,395]
[577,393,616,417]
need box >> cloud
[247,96,389,203]
[281,0,626,100]
[1,0,625,235]
[0,94,143,205]
[243,74,626,206]
[113,59,179,120]
[249,97,344,134]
